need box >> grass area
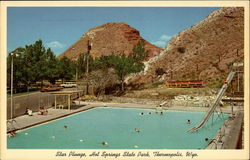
[124,84,215,100]
[7,90,39,98]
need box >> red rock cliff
[59,22,162,60]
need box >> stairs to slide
[187,72,236,132]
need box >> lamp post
[10,52,19,119]
[10,52,14,119]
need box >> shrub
[155,68,166,75]
[151,81,163,88]
[177,47,186,53]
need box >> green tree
[92,53,117,70]
[76,41,148,93]
[7,39,62,92]
[89,41,148,92]
[76,53,96,78]
[44,48,59,84]
[58,56,75,83]
[22,40,51,88]
[131,41,148,62]
[93,53,145,92]
[77,53,86,78]
[112,54,144,91]
[7,47,25,93]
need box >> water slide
[187,72,236,132]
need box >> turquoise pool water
[7,107,228,149]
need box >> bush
[155,68,166,75]
[150,81,163,88]
[177,47,186,53]
[206,78,223,88]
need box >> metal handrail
[188,72,236,132]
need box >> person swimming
[205,138,217,145]
[134,128,140,132]
[160,111,163,115]
[64,125,68,129]
[101,142,108,146]
[186,119,191,124]
[9,130,17,138]
[141,112,144,115]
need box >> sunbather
[26,108,33,116]
[38,107,48,115]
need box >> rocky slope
[129,7,244,85]
[59,22,162,60]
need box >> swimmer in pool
[101,142,108,146]
[141,112,144,115]
[160,111,163,115]
[8,130,17,138]
[64,125,68,129]
[134,128,140,132]
[186,119,191,124]
[205,138,217,145]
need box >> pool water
[7,107,228,149]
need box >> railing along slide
[187,72,236,132]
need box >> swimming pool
[7,107,228,149]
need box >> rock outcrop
[129,7,244,84]
[59,22,162,60]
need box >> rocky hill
[129,7,244,85]
[59,22,162,60]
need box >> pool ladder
[187,72,236,132]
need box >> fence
[165,80,205,88]
[7,91,84,119]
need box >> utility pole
[86,40,91,95]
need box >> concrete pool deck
[77,100,243,113]
[7,100,243,133]
[7,104,94,132]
